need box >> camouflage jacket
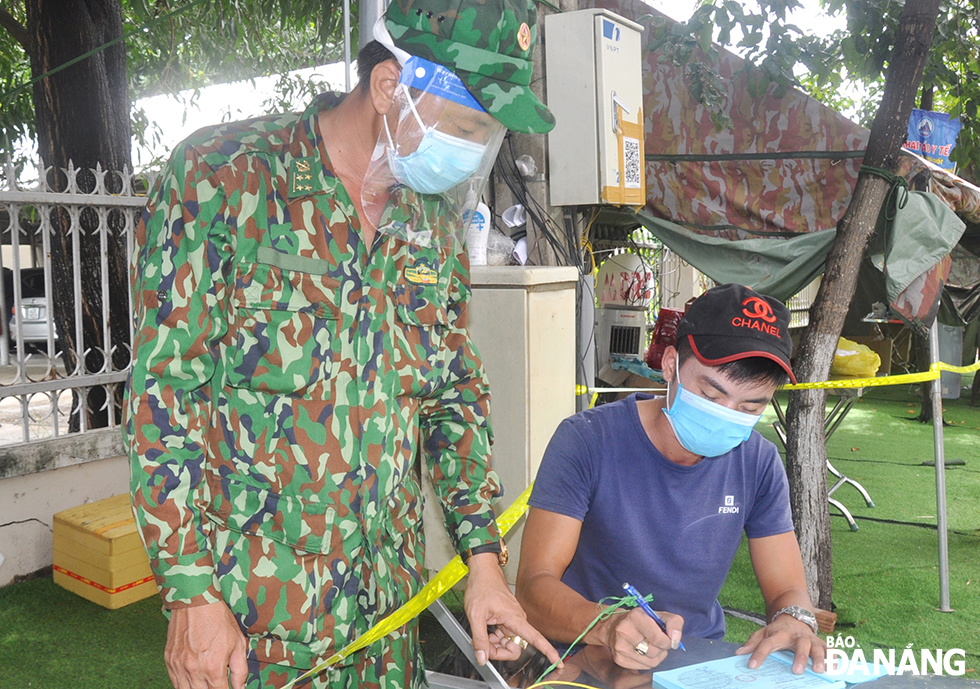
[124,93,501,655]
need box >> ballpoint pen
[622,582,687,651]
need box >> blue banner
[903,109,962,171]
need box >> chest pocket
[390,263,451,392]
[226,247,341,398]
[393,283,449,328]
[392,249,452,327]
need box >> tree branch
[0,6,28,50]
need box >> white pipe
[344,0,351,92]
[359,0,387,50]
[929,322,951,612]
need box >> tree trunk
[914,329,937,422]
[25,0,131,430]
[785,0,940,610]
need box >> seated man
[516,283,827,674]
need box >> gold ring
[508,635,529,650]
[634,640,649,656]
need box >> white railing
[0,160,154,448]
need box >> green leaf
[723,0,744,20]
[698,28,714,53]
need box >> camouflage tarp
[583,0,980,232]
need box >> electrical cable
[721,607,766,626]
[822,455,975,469]
[580,208,601,276]
[495,138,602,408]
[499,135,578,267]
[568,209,595,402]
[831,513,978,536]
[533,593,647,683]
[531,0,562,12]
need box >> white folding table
[770,385,875,531]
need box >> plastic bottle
[463,196,491,266]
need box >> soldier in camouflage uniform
[124,0,558,687]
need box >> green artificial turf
[0,576,171,688]
[1,377,977,686]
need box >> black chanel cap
[676,283,796,384]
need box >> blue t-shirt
[529,393,794,640]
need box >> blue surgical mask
[384,100,487,195]
[663,378,762,457]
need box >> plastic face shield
[362,56,506,249]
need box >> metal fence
[0,160,154,447]
[787,278,820,329]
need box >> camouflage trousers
[245,628,419,689]
[211,518,426,689]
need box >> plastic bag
[831,337,881,378]
[486,227,517,266]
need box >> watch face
[796,612,817,632]
[796,607,816,622]
[777,606,817,633]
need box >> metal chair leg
[829,496,860,531]
[771,394,875,532]
[827,459,875,507]
[428,599,510,689]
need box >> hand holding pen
[622,582,687,652]
[592,584,685,670]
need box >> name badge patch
[404,259,438,285]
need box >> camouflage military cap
[385,0,555,134]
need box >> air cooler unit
[595,305,646,368]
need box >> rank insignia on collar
[404,259,438,285]
[289,156,319,198]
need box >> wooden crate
[52,493,157,609]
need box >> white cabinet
[423,266,578,583]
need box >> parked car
[3,267,56,347]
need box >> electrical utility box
[546,9,645,207]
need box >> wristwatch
[772,605,818,635]
[461,540,509,567]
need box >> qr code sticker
[623,136,642,189]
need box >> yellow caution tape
[781,360,980,391]
[574,385,600,408]
[573,359,980,395]
[935,360,980,374]
[284,483,536,688]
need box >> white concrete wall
[0,431,128,587]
